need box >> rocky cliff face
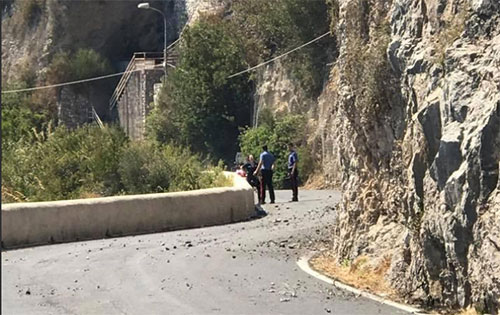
[315,0,499,311]
[253,0,499,311]
[1,0,224,125]
[2,0,185,79]
[1,0,189,124]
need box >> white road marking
[296,254,427,314]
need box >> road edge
[296,253,426,314]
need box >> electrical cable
[1,66,163,94]
[227,31,331,79]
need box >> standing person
[254,145,275,204]
[288,143,299,202]
[243,155,261,202]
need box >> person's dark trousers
[289,168,299,201]
[260,169,275,203]
[247,176,261,202]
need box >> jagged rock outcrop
[234,5,498,309]
[254,60,315,122]
[318,0,500,311]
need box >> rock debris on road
[2,190,408,314]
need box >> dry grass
[312,253,486,314]
[310,252,397,299]
[431,3,469,65]
[455,307,480,315]
[1,186,27,203]
[78,191,103,199]
[303,172,328,189]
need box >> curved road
[2,190,407,314]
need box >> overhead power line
[1,66,164,94]
[2,29,330,93]
[2,1,201,95]
[227,31,331,79]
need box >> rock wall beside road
[319,0,500,312]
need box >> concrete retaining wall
[1,172,255,249]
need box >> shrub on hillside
[46,49,112,85]
[118,141,171,194]
[1,125,127,202]
[1,82,51,149]
[2,124,230,203]
[118,142,231,194]
[230,0,332,97]
[343,0,394,120]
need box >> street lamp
[138,2,167,77]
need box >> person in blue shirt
[288,143,299,202]
[253,145,275,204]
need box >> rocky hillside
[1,0,185,79]
[252,0,499,311]
[1,0,190,123]
[316,0,499,311]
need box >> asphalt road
[2,190,407,315]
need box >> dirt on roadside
[309,251,396,299]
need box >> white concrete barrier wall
[1,172,255,249]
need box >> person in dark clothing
[288,143,299,202]
[242,155,261,201]
[253,145,275,204]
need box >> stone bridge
[109,50,178,140]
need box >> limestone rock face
[1,0,186,80]
[253,60,314,121]
[1,0,190,124]
[320,0,500,311]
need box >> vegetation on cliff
[150,0,332,179]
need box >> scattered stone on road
[2,190,407,315]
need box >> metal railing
[109,52,164,111]
[109,45,181,111]
[92,106,104,129]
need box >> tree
[151,14,253,162]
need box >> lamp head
[137,2,150,9]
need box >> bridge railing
[109,43,181,112]
[109,52,165,111]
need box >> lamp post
[138,2,167,77]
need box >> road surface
[2,190,407,314]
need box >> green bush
[1,81,54,151]
[118,141,231,194]
[118,141,171,194]
[239,114,307,188]
[46,49,112,85]
[1,125,127,202]
[2,124,230,203]
[198,161,232,189]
